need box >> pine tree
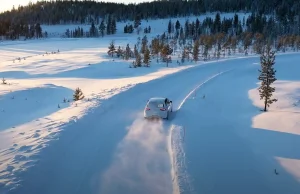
[175,20,181,32]
[168,20,172,34]
[80,28,84,37]
[193,39,200,61]
[2,78,7,84]
[124,25,128,33]
[184,20,189,38]
[151,38,160,58]
[65,29,70,38]
[135,52,142,67]
[73,88,84,101]
[179,27,185,46]
[258,45,277,112]
[128,25,134,33]
[99,20,106,37]
[35,23,42,38]
[134,15,141,29]
[141,35,148,54]
[107,15,112,35]
[125,44,131,60]
[143,47,151,67]
[134,44,139,58]
[90,22,97,37]
[108,40,116,57]
[111,18,117,34]
[181,47,187,63]
[116,46,123,58]
[213,13,221,33]
[161,44,172,67]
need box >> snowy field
[0,13,300,194]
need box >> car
[144,97,173,120]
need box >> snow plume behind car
[99,118,173,194]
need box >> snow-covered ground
[0,13,299,194]
[0,37,194,192]
[172,54,300,194]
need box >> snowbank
[249,80,300,183]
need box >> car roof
[148,97,166,102]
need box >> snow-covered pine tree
[125,44,131,60]
[143,47,151,67]
[108,41,116,57]
[73,88,84,101]
[258,45,277,111]
[116,46,123,58]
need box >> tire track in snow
[168,69,233,194]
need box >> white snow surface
[171,54,300,194]
[0,14,299,194]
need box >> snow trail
[100,118,173,194]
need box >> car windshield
[148,101,164,108]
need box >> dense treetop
[0,0,299,24]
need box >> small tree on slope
[2,78,7,84]
[193,39,200,61]
[108,41,116,57]
[73,88,85,101]
[143,47,151,67]
[135,52,142,67]
[258,45,277,112]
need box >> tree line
[107,13,300,69]
[0,0,300,36]
[1,0,300,40]
[1,0,299,24]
